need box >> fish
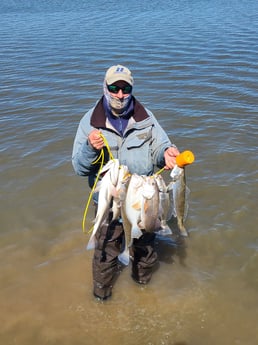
[118,174,143,265]
[154,174,173,235]
[111,165,131,221]
[169,165,189,237]
[123,174,144,234]
[87,159,120,250]
[140,176,160,232]
[118,174,160,265]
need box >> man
[72,65,179,300]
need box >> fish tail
[132,227,143,239]
[177,219,188,237]
[158,222,173,235]
[86,233,96,250]
[118,248,130,266]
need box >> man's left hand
[164,147,180,170]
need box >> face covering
[103,82,132,116]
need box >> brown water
[1,1,258,344]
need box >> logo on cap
[116,67,124,73]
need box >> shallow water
[1,0,258,344]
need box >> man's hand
[164,147,180,170]
[88,130,104,150]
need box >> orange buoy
[176,150,195,168]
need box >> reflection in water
[155,232,188,266]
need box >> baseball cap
[105,65,134,86]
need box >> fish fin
[138,221,145,229]
[86,233,96,250]
[157,226,173,236]
[132,227,142,239]
[177,219,188,237]
[132,201,141,210]
[160,219,173,233]
[166,182,174,192]
[109,184,118,198]
[143,200,149,213]
[179,228,188,237]
[118,248,130,266]
[94,184,101,193]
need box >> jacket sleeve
[71,109,100,176]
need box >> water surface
[1,1,258,344]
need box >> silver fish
[140,176,160,232]
[119,174,144,265]
[111,165,130,220]
[123,174,144,236]
[87,159,120,250]
[154,174,173,235]
[119,174,161,265]
[169,165,189,237]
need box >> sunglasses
[107,84,132,94]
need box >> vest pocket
[126,128,152,149]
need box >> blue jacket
[72,96,174,180]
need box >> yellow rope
[99,133,115,161]
[82,149,104,233]
[82,132,114,234]
[155,167,165,176]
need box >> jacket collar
[90,96,149,128]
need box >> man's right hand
[88,130,105,150]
